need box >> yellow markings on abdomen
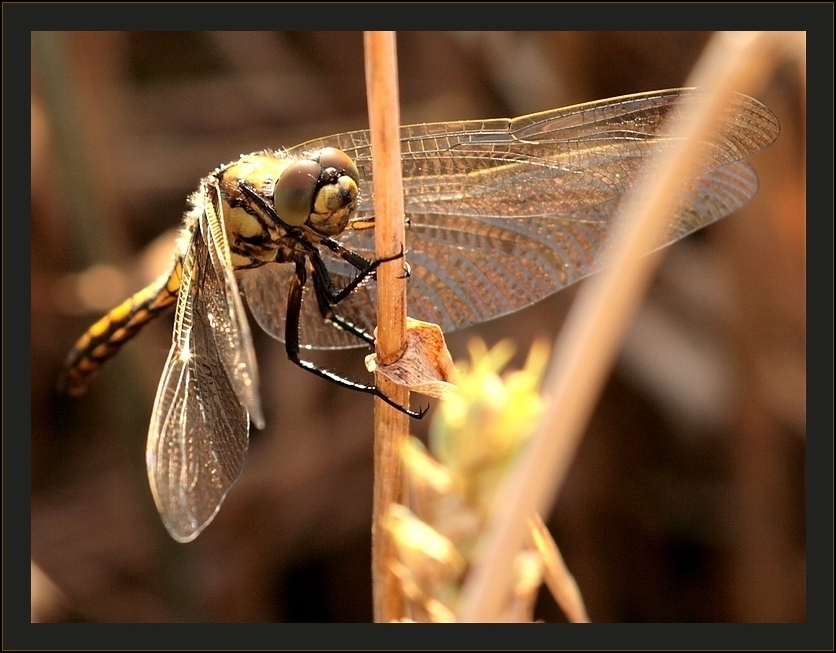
[59,261,183,396]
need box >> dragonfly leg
[318,237,375,272]
[319,237,409,282]
[286,261,426,419]
[326,237,412,281]
[309,239,405,304]
[307,242,410,345]
[310,267,376,346]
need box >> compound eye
[317,147,360,185]
[273,159,321,227]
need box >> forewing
[277,88,779,344]
[200,180,264,428]
[146,227,250,543]
[287,89,778,216]
[333,160,760,333]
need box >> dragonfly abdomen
[59,261,183,396]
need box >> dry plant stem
[364,31,410,624]
[528,514,589,623]
[457,31,796,623]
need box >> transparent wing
[200,181,264,428]
[247,88,778,349]
[146,214,254,543]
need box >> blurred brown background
[30,31,805,623]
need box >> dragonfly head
[274,147,360,237]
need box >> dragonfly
[59,88,780,543]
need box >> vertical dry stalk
[363,30,410,623]
[457,31,801,623]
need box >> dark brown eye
[273,159,321,227]
[317,147,360,185]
